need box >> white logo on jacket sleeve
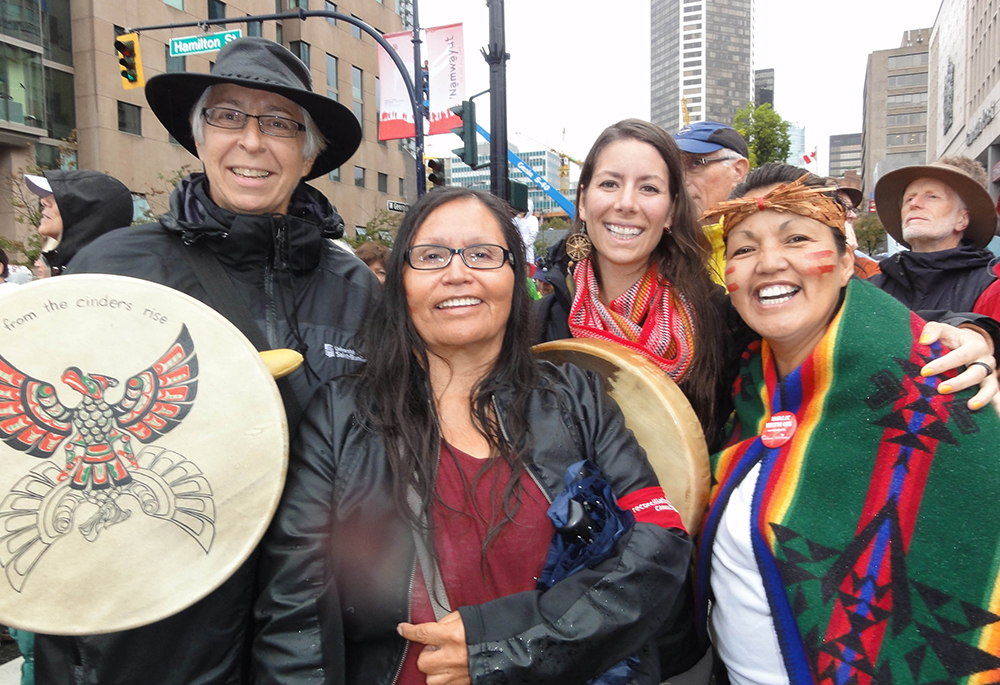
[324,343,366,362]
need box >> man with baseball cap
[870,157,1000,318]
[34,37,377,685]
[672,121,750,283]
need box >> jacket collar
[160,173,344,274]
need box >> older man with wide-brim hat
[869,159,1000,317]
[33,37,379,685]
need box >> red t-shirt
[397,443,554,685]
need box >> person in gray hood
[24,169,134,276]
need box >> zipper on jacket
[263,220,283,347]
[389,560,417,685]
[491,395,552,504]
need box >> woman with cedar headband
[697,164,1000,684]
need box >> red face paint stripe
[818,265,836,274]
[808,250,835,260]
[727,283,739,292]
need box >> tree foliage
[733,103,791,168]
[344,209,401,248]
[853,212,887,256]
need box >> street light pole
[410,0,426,196]
[482,0,509,201]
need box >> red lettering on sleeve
[617,486,686,534]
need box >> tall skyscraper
[651,0,754,133]
[787,124,807,168]
[829,133,863,178]
[754,68,774,106]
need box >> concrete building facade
[650,0,753,133]
[928,0,1000,213]
[0,0,416,251]
[829,132,862,179]
[860,28,931,199]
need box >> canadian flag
[803,148,817,164]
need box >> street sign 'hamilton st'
[170,30,243,57]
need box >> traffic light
[450,100,482,169]
[426,158,446,189]
[510,181,529,212]
[114,33,144,90]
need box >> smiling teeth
[606,224,642,239]
[437,297,482,308]
[757,285,800,304]
[233,168,270,178]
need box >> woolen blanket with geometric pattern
[696,278,1000,684]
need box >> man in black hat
[34,37,377,685]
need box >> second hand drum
[534,338,710,534]
[0,274,288,635]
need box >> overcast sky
[416,0,943,175]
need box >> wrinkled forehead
[903,176,957,199]
[204,83,303,118]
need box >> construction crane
[512,129,583,195]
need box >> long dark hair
[355,186,539,547]
[572,119,725,436]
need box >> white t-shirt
[710,463,790,685]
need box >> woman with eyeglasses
[253,186,697,685]
[536,121,999,446]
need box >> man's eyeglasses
[406,244,515,270]
[202,107,306,138]
[685,156,733,173]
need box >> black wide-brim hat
[145,37,361,180]
[875,162,998,248]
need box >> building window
[329,167,340,182]
[399,178,405,196]
[887,53,928,70]
[887,72,927,89]
[275,23,283,45]
[376,76,385,146]
[165,45,185,73]
[326,54,338,100]
[163,0,183,8]
[45,66,75,139]
[0,44,45,129]
[354,166,365,187]
[117,101,142,135]
[325,1,337,24]
[886,91,927,106]
[288,0,308,6]
[208,0,226,19]
[352,66,364,133]
[351,15,362,40]
[290,41,310,67]
[886,131,927,146]
[247,18,263,37]
[378,172,388,193]
[43,0,74,66]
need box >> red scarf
[568,258,697,382]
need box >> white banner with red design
[377,30,416,141]
[425,23,465,135]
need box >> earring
[566,221,593,262]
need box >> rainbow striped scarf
[696,279,1000,684]
[568,258,697,382]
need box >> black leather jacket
[253,362,696,685]
[34,174,378,685]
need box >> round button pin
[761,411,797,448]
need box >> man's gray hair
[189,85,327,159]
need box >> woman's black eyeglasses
[406,244,515,270]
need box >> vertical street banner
[426,23,465,135]
[377,30,416,140]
